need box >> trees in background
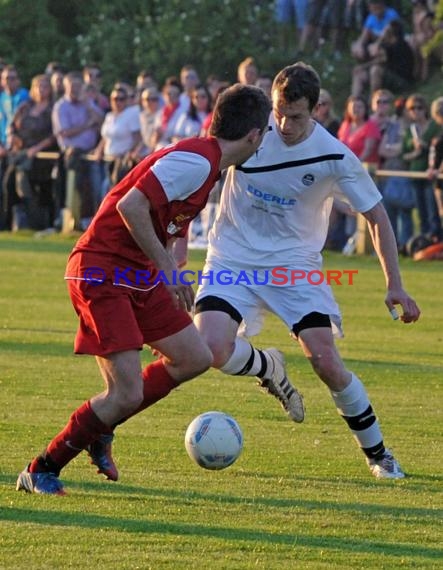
[0,0,281,87]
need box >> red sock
[138,359,178,411]
[29,401,112,474]
[119,359,177,424]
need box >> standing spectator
[0,65,29,155]
[135,70,161,107]
[135,87,162,159]
[83,64,110,113]
[174,84,213,248]
[152,77,183,150]
[200,84,231,139]
[338,95,381,166]
[370,89,394,139]
[313,88,340,136]
[50,70,65,102]
[93,87,141,201]
[237,57,259,85]
[52,72,104,231]
[4,74,56,230]
[174,84,212,141]
[0,58,6,94]
[379,96,415,253]
[402,94,442,241]
[45,62,65,101]
[205,74,230,103]
[298,0,346,59]
[274,0,308,52]
[313,89,346,251]
[0,65,29,229]
[428,96,443,222]
[179,64,200,111]
[351,0,400,63]
[338,95,381,251]
[135,69,158,93]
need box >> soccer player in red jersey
[16,84,271,495]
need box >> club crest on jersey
[302,173,315,186]
[167,221,180,234]
[167,213,191,235]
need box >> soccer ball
[184,411,243,470]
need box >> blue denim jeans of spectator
[89,159,107,212]
[385,203,414,248]
[412,179,442,239]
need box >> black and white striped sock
[330,373,385,460]
[220,336,271,378]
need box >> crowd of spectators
[0,0,442,257]
[276,0,443,253]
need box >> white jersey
[207,118,381,271]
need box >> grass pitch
[0,233,442,569]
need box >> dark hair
[188,84,212,121]
[406,93,429,118]
[343,95,369,121]
[110,87,128,100]
[272,62,321,111]
[210,83,271,140]
[64,71,83,83]
[163,76,182,92]
[387,19,404,39]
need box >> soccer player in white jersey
[194,62,421,479]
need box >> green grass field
[0,233,442,570]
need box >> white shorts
[195,257,343,338]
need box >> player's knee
[308,347,343,383]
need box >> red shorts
[67,278,192,356]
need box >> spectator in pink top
[338,95,381,166]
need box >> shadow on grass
[85,478,443,522]
[2,472,443,517]
[1,502,442,560]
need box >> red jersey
[66,137,221,282]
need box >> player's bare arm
[363,201,421,324]
[117,187,194,311]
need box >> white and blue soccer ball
[185,411,243,470]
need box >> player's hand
[158,260,194,312]
[166,282,194,312]
[385,289,420,324]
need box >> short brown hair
[210,83,271,140]
[272,62,321,111]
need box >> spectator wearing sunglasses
[92,87,141,197]
[402,94,442,241]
